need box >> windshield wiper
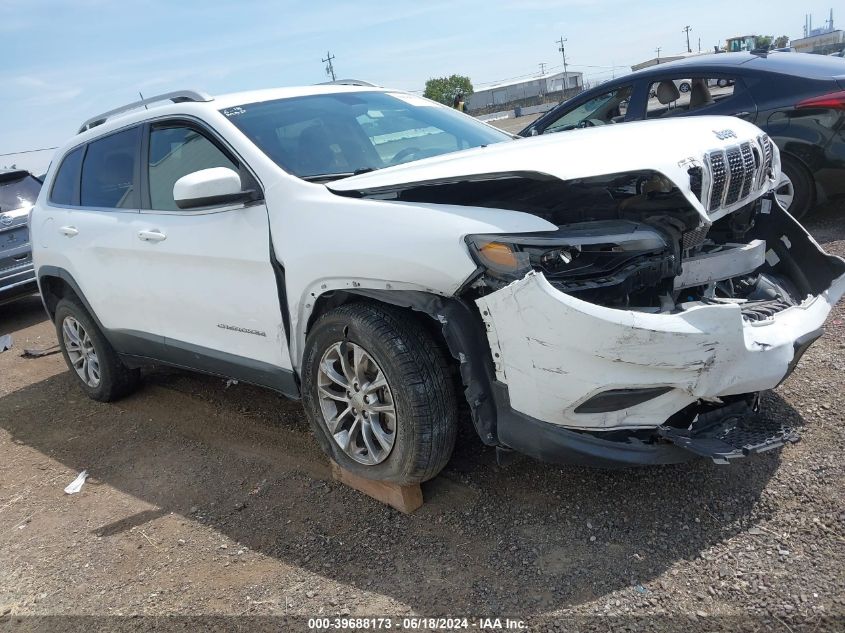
[302,167,377,183]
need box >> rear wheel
[777,155,815,219]
[302,302,457,484]
[54,298,140,402]
[679,81,691,93]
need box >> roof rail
[317,79,378,87]
[77,90,214,134]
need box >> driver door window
[147,125,239,211]
[543,85,633,133]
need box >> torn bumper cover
[476,249,845,466]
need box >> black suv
[521,52,845,218]
[0,170,41,304]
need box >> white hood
[328,116,776,221]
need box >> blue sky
[0,0,829,173]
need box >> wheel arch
[37,266,100,325]
[305,289,500,446]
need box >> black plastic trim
[574,386,674,414]
[492,382,693,468]
[175,190,255,210]
[342,289,500,445]
[114,330,299,397]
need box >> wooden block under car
[330,461,423,514]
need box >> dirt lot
[1,206,845,632]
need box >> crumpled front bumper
[476,269,845,433]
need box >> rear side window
[646,77,737,119]
[49,147,84,206]
[80,127,140,209]
[147,125,239,211]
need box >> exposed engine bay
[425,170,841,319]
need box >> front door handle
[138,230,167,243]
[59,225,78,237]
[731,111,752,119]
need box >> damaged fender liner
[341,289,500,445]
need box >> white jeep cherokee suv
[31,86,845,484]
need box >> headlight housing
[466,220,671,285]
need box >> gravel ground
[0,204,844,632]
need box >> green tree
[754,35,773,50]
[423,75,473,107]
[773,35,790,49]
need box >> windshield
[221,91,510,181]
[0,173,42,212]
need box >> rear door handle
[59,226,78,237]
[138,229,167,242]
[731,111,752,118]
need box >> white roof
[63,84,393,153]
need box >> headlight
[466,220,669,283]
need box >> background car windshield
[221,91,510,179]
[0,172,41,211]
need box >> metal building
[466,70,583,111]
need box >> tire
[778,155,815,220]
[54,298,140,402]
[679,81,691,93]
[302,302,458,484]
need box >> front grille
[708,152,727,209]
[739,143,755,199]
[699,135,774,214]
[724,146,744,205]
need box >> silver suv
[0,170,41,304]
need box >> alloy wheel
[316,341,397,465]
[775,172,795,211]
[62,316,101,388]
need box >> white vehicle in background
[30,85,845,484]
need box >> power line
[0,146,58,158]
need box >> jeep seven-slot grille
[739,143,756,199]
[724,146,745,205]
[708,153,727,209]
[702,136,773,214]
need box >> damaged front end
[462,152,845,466]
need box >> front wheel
[302,303,457,484]
[777,156,815,220]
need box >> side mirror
[173,167,254,210]
[530,128,539,136]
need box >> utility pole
[683,25,692,53]
[698,37,701,52]
[655,46,662,62]
[322,51,336,81]
[556,36,569,92]
[538,62,548,98]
